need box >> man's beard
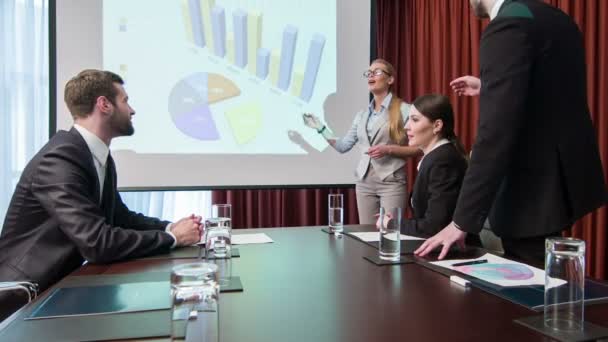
[470,0,489,18]
[110,111,134,136]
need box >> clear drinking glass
[379,207,401,261]
[212,204,232,225]
[170,263,219,342]
[544,237,585,331]
[208,257,232,287]
[328,194,344,233]
[204,218,232,259]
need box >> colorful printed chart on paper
[431,253,567,288]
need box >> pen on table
[451,259,488,267]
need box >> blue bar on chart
[189,0,206,47]
[300,34,326,102]
[233,9,248,68]
[277,25,298,91]
[211,6,226,57]
[256,48,270,79]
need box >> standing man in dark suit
[0,70,202,318]
[415,0,607,265]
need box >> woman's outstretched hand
[302,113,323,131]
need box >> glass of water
[209,257,232,288]
[212,204,232,225]
[379,207,401,261]
[205,217,232,259]
[328,194,344,233]
[170,263,219,342]
[544,237,585,331]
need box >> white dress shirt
[73,124,109,203]
[490,0,506,20]
[73,124,177,247]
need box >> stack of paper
[232,233,274,245]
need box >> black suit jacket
[402,144,467,238]
[0,128,173,291]
[453,0,607,238]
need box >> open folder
[426,254,608,311]
[27,281,170,320]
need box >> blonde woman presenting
[303,59,422,224]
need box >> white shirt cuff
[165,223,177,248]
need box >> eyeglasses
[363,69,390,78]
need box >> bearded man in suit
[0,70,202,319]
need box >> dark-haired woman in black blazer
[401,94,468,238]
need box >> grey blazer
[350,103,410,181]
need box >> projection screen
[54,0,371,189]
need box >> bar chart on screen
[104,0,336,155]
[181,0,326,101]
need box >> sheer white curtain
[0,0,49,228]
[0,0,211,230]
[120,191,213,222]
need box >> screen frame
[48,0,378,191]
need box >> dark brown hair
[64,69,124,119]
[412,94,468,160]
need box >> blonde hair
[372,58,405,143]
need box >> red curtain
[375,0,607,279]
[212,188,358,228]
[212,0,606,279]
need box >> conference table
[1,225,607,341]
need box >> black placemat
[342,230,430,255]
[220,276,244,292]
[203,247,240,259]
[321,227,346,235]
[137,246,241,260]
[515,315,608,342]
[137,245,202,260]
[363,254,415,266]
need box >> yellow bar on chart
[226,32,235,64]
[119,17,128,32]
[247,10,262,74]
[119,64,128,82]
[180,0,194,43]
[200,0,216,50]
[291,68,304,97]
[269,49,280,86]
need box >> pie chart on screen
[168,72,241,140]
